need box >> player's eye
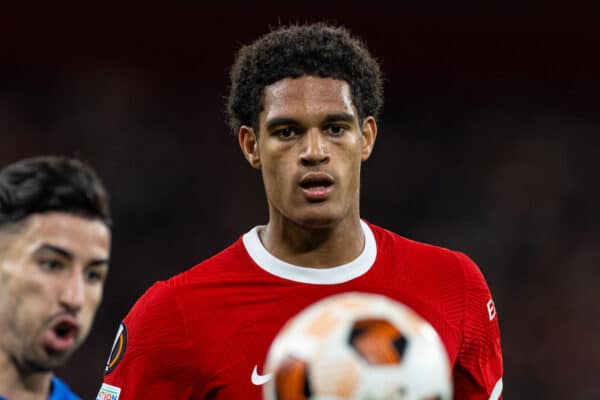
[325,125,347,136]
[84,269,106,284]
[38,259,64,272]
[274,127,297,140]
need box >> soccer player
[99,23,503,399]
[0,156,112,400]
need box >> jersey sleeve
[98,281,198,399]
[453,252,504,400]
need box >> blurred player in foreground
[0,156,111,400]
[99,23,503,399]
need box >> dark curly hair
[227,23,383,134]
[0,156,111,228]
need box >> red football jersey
[98,221,503,399]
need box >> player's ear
[239,126,261,169]
[360,116,377,161]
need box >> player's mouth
[299,173,334,201]
[42,315,80,353]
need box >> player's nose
[300,129,329,166]
[59,269,85,313]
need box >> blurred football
[263,292,452,400]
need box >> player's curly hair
[0,156,111,228]
[227,23,383,134]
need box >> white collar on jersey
[242,219,377,285]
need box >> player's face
[240,76,377,229]
[0,212,110,371]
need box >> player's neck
[260,214,364,268]
[0,353,53,400]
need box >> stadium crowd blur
[1,8,598,399]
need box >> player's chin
[38,342,81,369]
[24,351,71,373]
[295,209,340,230]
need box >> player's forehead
[3,212,110,260]
[261,76,358,124]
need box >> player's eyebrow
[88,259,110,268]
[266,113,356,131]
[36,243,109,266]
[321,113,356,125]
[265,117,301,131]
[36,244,73,260]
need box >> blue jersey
[0,376,80,400]
[49,376,80,400]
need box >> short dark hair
[226,22,384,134]
[0,156,111,228]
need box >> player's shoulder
[137,236,247,297]
[367,221,458,259]
[173,236,248,284]
[123,279,179,328]
[119,277,195,355]
[367,220,481,279]
[50,376,81,400]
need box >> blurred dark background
[1,5,599,399]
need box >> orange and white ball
[263,292,452,400]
